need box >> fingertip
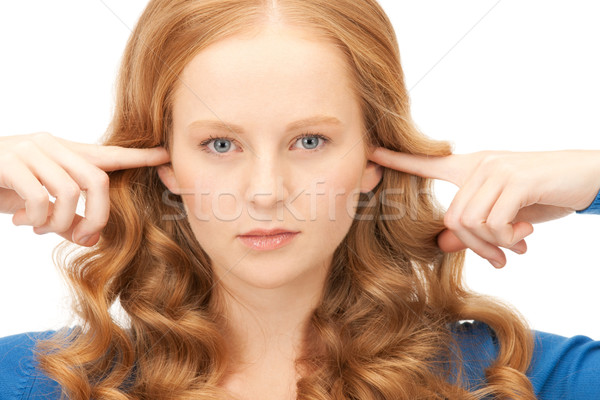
[12,213,24,226]
[367,146,380,158]
[373,146,393,155]
[74,232,100,247]
[151,146,171,163]
[84,233,100,246]
[368,147,397,164]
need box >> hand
[368,148,600,268]
[0,132,170,246]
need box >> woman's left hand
[368,148,600,269]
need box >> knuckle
[26,132,55,149]
[460,213,482,229]
[0,151,19,166]
[81,172,110,231]
[12,138,38,154]
[29,189,49,207]
[30,131,53,142]
[94,170,110,189]
[58,183,82,201]
[484,217,513,247]
[443,211,460,230]
[477,153,499,171]
[485,217,504,232]
[480,155,519,178]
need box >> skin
[156,23,382,397]
[0,133,169,244]
[368,147,600,268]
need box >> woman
[0,0,599,399]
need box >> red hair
[35,1,535,398]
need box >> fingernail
[33,226,50,235]
[513,248,525,255]
[490,259,505,269]
[76,234,92,245]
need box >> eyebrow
[186,115,343,135]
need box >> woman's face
[159,24,381,291]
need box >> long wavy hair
[35,0,536,398]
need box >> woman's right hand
[0,132,170,246]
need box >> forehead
[172,25,361,128]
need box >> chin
[235,264,312,290]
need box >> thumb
[436,228,466,253]
[436,223,534,254]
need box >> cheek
[177,170,242,225]
[313,163,363,234]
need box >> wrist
[576,150,600,214]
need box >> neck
[210,260,330,371]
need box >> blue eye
[293,133,329,150]
[198,136,239,155]
[198,132,330,156]
[212,138,233,153]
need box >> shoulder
[0,330,63,399]
[529,329,600,398]
[450,321,600,399]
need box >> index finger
[368,147,460,185]
[56,138,170,171]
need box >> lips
[239,228,299,237]
[237,229,299,251]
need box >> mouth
[237,229,300,251]
[238,228,299,237]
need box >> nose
[244,155,290,212]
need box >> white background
[1,1,599,339]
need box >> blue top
[2,188,599,399]
[1,322,600,399]
[576,186,600,214]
